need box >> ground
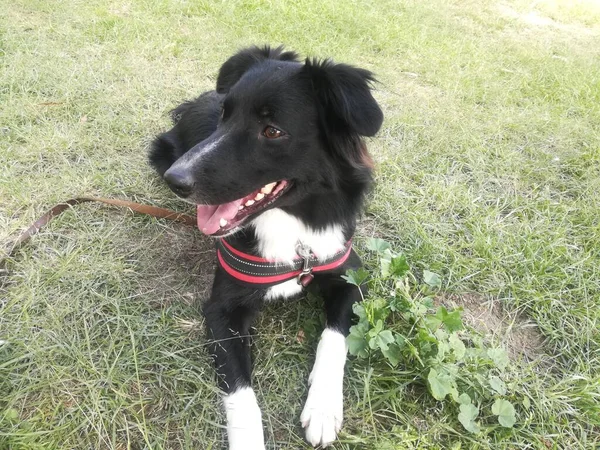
[1,0,599,448]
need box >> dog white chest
[251,208,345,301]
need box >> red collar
[216,238,353,288]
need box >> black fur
[149,91,221,176]
[149,45,382,446]
[216,45,300,94]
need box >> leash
[1,196,196,275]
[2,196,353,289]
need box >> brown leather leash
[1,197,197,275]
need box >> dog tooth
[245,199,255,206]
[255,192,265,201]
[238,205,244,210]
[261,182,276,194]
[219,218,228,227]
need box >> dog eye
[263,126,283,139]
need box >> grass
[1,0,599,448]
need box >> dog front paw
[224,387,266,450]
[300,379,344,448]
[228,423,265,450]
[301,328,347,447]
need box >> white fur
[223,387,265,450]
[301,328,348,447]
[263,279,303,301]
[252,208,346,301]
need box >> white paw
[301,381,343,447]
[300,328,348,448]
[223,387,266,450]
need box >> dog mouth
[196,180,290,236]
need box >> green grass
[1,0,599,448]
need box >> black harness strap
[216,238,353,288]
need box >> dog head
[163,45,383,236]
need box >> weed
[346,238,517,435]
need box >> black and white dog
[149,46,383,449]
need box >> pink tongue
[197,199,244,235]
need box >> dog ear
[216,45,299,94]
[302,59,383,137]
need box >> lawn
[1,0,599,448]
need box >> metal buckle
[295,242,314,285]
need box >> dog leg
[223,386,264,450]
[301,277,364,448]
[203,282,265,450]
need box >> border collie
[149,45,383,449]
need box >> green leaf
[410,300,428,316]
[418,328,438,344]
[352,303,367,322]
[370,329,395,352]
[426,306,463,332]
[489,376,507,395]
[425,314,442,331]
[487,348,510,371]
[522,397,531,409]
[422,297,434,308]
[380,252,392,278]
[492,399,516,428]
[354,320,370,335]
[427,368,457,401]
[381,342,403,366]
[366,238,391,254]
[449,333,466,360]
[458,403,480,434]
[458,393,471,405]
[347,326,368,358]
[368,297,390,324]
[442,309,463,332]
[389,254,410,277]
[436,340,450,360]
[342,268,369,287]
[395,334,406,347]
[371,319,384,335]
[423,270,442,289]
[434,328,449,341]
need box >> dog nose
[164,167,195,197]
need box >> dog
[149,45,383,449]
